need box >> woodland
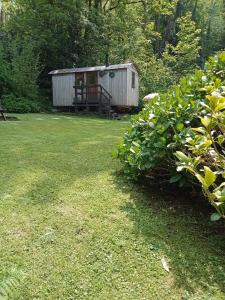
[0,0,224,109]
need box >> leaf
[204,166,216,187]
[214,182,225,192]
[144,162,153,169]
[176,123,184,131]
[217,135,225,145]
[193,156,201,167]
[130,147,137,154]
[210,212,221,222]
[221,188,225,197]
[161,257,170,272]
[132,141,140,147]
[196,174,206,186]
[201,116,211,128]
[175,151,190,163]
[206,95,219,110]
[199,101,210,109]
[149,122,155,128]
[170,174,182,183]
[200,139,212,148]
[215,103,225,112]
[192,127,206,134]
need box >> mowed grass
[0,114,225,299]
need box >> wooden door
[75,72,85,102]
[86,72,98,102]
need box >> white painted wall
[127,68,139,106]
[98,69,128,106]
[52,74,75,106]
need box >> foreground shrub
[175,88,225,220]
[117,69,206,179]
[117,52,225,217]
[2,94,41,113]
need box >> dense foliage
[117,52,225,218]
[0,37,41,112]
[1,94,41,113]
[0,0,224,111]
[175,54,225,220]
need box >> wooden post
[99,85,103,114]
[0,110,6,121]
[74,85,78,112]
[86,86,89,111]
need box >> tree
[9,38,40,100]
[163,12,201,79]
[1,0,224,101]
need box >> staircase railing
[73,84,112,114]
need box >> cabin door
[86,72,98,101]
[75,72,85,102]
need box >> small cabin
[49,64,139,110]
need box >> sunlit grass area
[0,114,225,299]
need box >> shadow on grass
[0,116,20,121]
[113,171,225,295]
[42,112,130,123]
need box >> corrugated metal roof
[49,63,136,75]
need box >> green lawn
[0,114,225,299]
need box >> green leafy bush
[1,94,41,113]
[175,88,225,220]
[117,52,225,193]
[0,37,41,111]
[0,46,11,97]
[117,70,206,179]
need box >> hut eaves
[48,63,136,75]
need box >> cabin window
[132,72,135,88]
[86,72,98,85]
[76,73,84,86]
